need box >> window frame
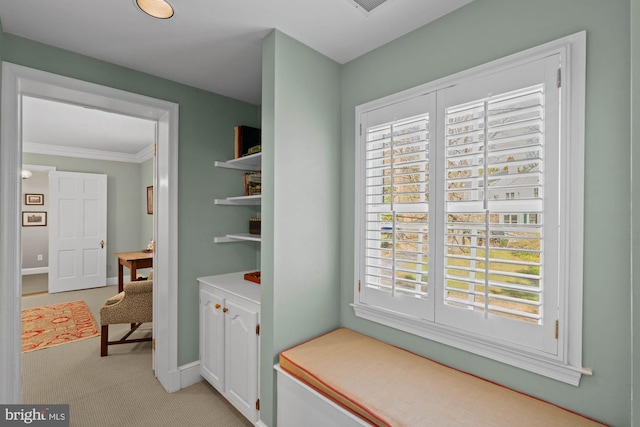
[353,31,587,385]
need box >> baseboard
[255,421,269,427]
[179,360,202,389]
[21,267,48,276]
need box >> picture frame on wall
[22,211,47,227]
[24,194,44,205]
[147,186,153,215]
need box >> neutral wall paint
[260,30,342,427]
[21,171,49,269]
[340,0,631,425]
[2,34,261,365]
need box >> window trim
[354,31,587,385]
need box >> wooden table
[113,250,153,293]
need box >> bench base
[275,365,370,427]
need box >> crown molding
[23,141,153,163]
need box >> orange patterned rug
[22,300,100,353]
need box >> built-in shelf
[215,195,261,205]
[214,152,261,171]
[214,233,261,243]
[214,150,261,244]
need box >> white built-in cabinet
[198,272,261,423]
[214,152,261,243]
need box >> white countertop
[197,271,261,304]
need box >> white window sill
[352,303,589,386]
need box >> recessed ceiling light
[136,0,174,19]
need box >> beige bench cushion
[279,328,603,427]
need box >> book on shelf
[234,125,261,159]
[249,217,261,235]
[243,172,261,196]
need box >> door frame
[0,62,180,402]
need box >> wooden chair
[100,271,153,356]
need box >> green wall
[260,30,342,426]
[2,33,261,365]
[340,0,631,425]
[22,153,152,279]
[632,0,640,424]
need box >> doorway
[0,62,180,402]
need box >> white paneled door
[48,171,107,293]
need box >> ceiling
[22,96,157,162]
[2,0,473,158]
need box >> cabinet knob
[222,307,228,313]
[215,304,221,310]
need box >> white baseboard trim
[106,276,118,286]
[179,360,202,389]
[21,267,48,276]
[255,421,268,427]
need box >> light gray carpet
[22,286,254,427]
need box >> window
[354,33,586,385]
[503,214,518,224]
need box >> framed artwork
[147,186,154,215]
[25,194,44,205]
[22,211,47,227]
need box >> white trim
[135,143,155,163]
[154,102,181,392]
[22,164,56,172]
[255,421,269,427]
[179,361,203,389]
[352,303,586,385]
[353,31,587,385]
[0,62,180,401]
[23,141,154,163]
[21,267,49,276]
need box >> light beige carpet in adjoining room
[22,285,253,427]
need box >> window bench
[276,328,602,427]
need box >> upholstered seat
[100,271,153,356]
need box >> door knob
[100,240,105,249]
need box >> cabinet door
[224,299,259,422]
[200,288,225,391]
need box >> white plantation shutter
[436,56,560,353]
[358,56,560,352]
[360,94,435,317]
[444,86,544,322]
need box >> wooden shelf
[215,195,261,205]
[215,152,261,171]
[215,233,261,243]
